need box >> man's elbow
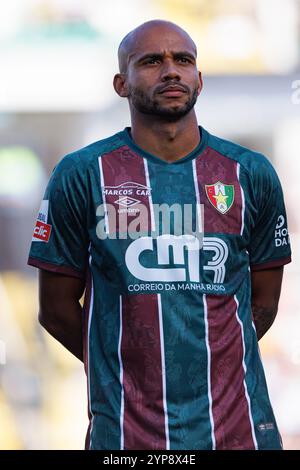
[38,307,61,336]
[38,308,48,328]
[252,300,279,317]
[251,302,279,340]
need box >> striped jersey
[28,126,291,450]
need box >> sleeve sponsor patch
[32,220,52,242]
[32,200,52,242]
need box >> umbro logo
[115,196,141,207]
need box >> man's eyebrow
[173,51,196,60]
[135,51,196,63]
[135,53,163,63]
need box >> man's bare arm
[251,266,284,341]
[38,269,85,361]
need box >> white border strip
[87,253,95,449]
[98,156,110,234]
[234,294,258,449]
[192,159,203,233]
[143,158,156,232]
[237,163,245,236]
[118,295,125,449]
[157,293,170,449]
[203,294,216,449]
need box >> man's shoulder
[206,130,274,176]
[57,131,125,171]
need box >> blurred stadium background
[0,0,300,450]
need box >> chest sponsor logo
[103,181,151,197]
[125,235,228,284]
[205,181,234,214]
[102,181,152,213]
[32,200,52,242]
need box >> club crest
[205,181,234,214]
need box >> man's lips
[157,85,187,97]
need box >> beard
[128,85,198,121]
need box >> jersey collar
[120,126,208,165]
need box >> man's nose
[161,60,181,81]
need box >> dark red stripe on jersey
[27,257,85,278]
[195,147,242,234]
[206,295,255,450]
[251,255,291,271]
[83,268,93,449]
[83,268,92,376]
[121,293,166,450]
[85,420,92,451]
[100,146,152,234]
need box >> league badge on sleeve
[32,200,52,242]
[205,182,234,214]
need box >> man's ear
[113,73,129,98]
[197,71,203,96]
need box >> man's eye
[178,57,192,63]
[145,58,160,65]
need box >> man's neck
[129,110,200,163]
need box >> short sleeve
[248,158,291,271]
[28,156,89,278]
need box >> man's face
[122,26,202,120]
